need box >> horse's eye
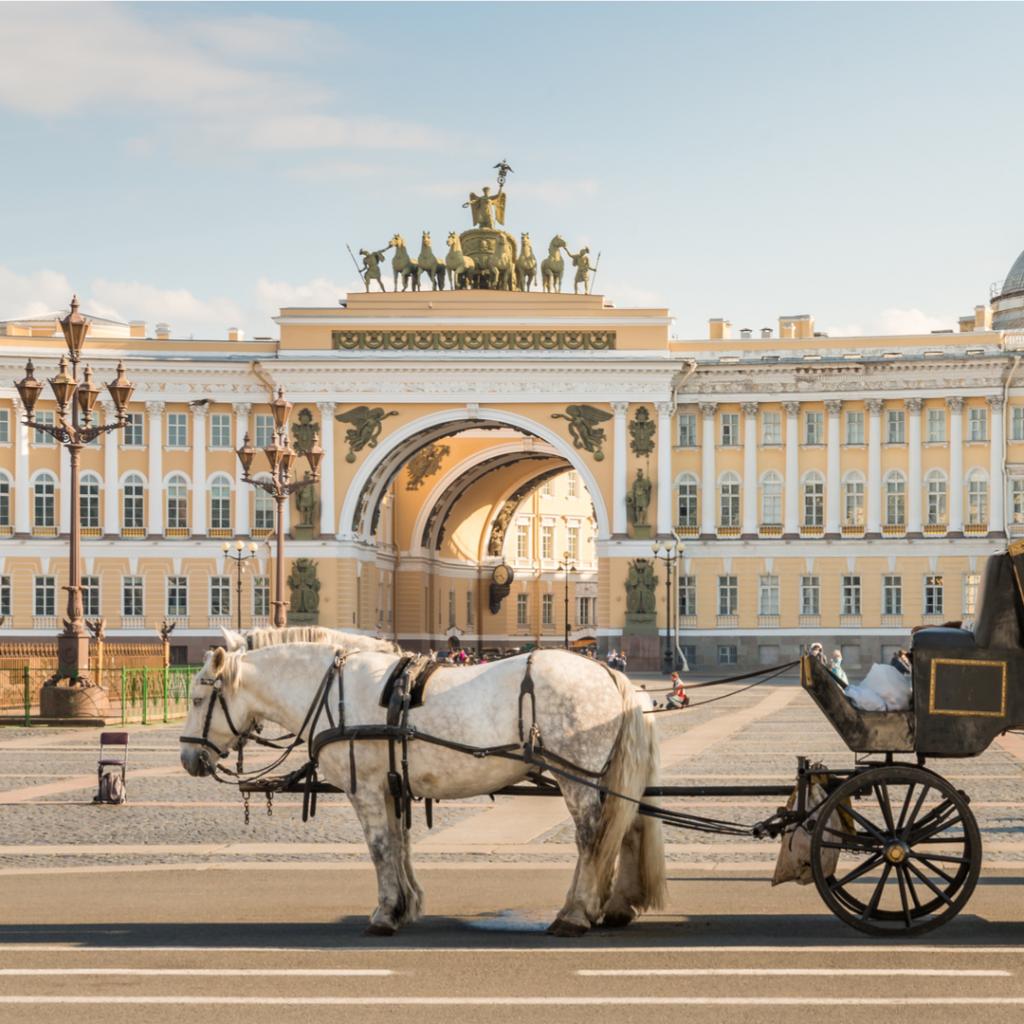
[192,696,204,707]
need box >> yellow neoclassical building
[3,238,1024,672]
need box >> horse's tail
[597,669,666,912]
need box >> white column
[905,398,922,535]
[783,401,800,536]
[866,399,882,535]
[234,402,251,536]
[191,404,207,536]
[611,402,629,536]
[146,401,164,536]
[14,400,29,535]
[825,400,842,536]
[317,401,336,537]
[948,396,964,534]
[699,402,717,536]
[102,401,119,535]
[988,395,1005,535]
[741,402,758,536]
[656,401,673,537]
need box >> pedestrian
[829,649,849,685]
[666,671,689,709]
[808,642,826,663]
[890,648,912,676]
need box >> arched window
[210,475,232,531]
[80,473,100,529]
[760,471,782,526]
[843,471,865,527]
[122,474,145,530]
[166,474,189,530]
[925,469,947,526]
[802,471,824,527]
[0,472,10,529]
[719,472,740,528]
[967,469,988,526]
[885,471,906,527]
[676,474,698,529]
[33,472,56,529]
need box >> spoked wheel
[810,765,981,936]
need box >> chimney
[974,304,991,331]
[129,321,146,339]
[779,314,814,339]
[155,323,171,340]
[708,318,730,340]
[780,321,796,339]
[760,327,773,339]
[740,328,753,340]
[958,315,976,333]
[228,327,244,342]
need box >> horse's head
[447,231,457,247]
[389,233,404,249]
[422,231,431,245]
[550,234,566,250]
[179,646,253,777]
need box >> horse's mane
[243,626,399,654]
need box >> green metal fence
[0,665,199,725]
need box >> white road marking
[579,968,1012,977]
[0,968,392,977]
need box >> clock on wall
[489,563,514,613]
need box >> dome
[991,248,1024,330]
[1001,249,1024,298]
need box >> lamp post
[558,550,576,650]
[15,296,134,717]
[652,533,684,672]
[236,388,322,628]
[222,540,259,633]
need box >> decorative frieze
[331,329,616,352]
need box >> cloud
[87,279,246,338]
[413,179,600,205]
[0,266,75,319]
[255,276,353,314]
[826,308,954,337]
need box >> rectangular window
[804,411,824,445]
[1012,406,1024,442]
[253,577,270,617]
[81,575,100,618]
[968,407,987,442]
[717,575,738,616]
[924,575,944,616]
[541,593,554,627]
[0,477,8,528]
[254,414,274,448]
[801,575,820,616]
[677,575,696,617]
[1013,479,1024,526]
[677,413,697,447]
[717,644,738,665]
[0,408,9,444]
[34,576,55,617]
[122,412,144,447]
[541,524,554,560]
[539,479,552,497]
[567,525,580,562]
[963,573,981,617]
[515,521,530,560]
[927,408,946,443]
[883,575,903,616]
[886,410,905,444]
[516,593,528,627]
[0,575,9,617]
[842,575,861,616]
[845,411,865,444]
[566,472,578,497]
[576,596,595,626]
[167,576,188,617]
[761,411,781,445]
[758,574,779,616]
[166,413,187,448]
[210,576,230,618]
[33,410,55,445]
[210,413,232,448]
[122,576,144,617]
[720,412,740,446]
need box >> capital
[145,401,165,416]
[946,396,964,413]
[234,402,252,418]
[655,401,674,417]
[317,401,336,415]
[904,397,923,413]
[865,398,884,414]
[191,402,208,419]
[824,399,842,416]
[611,401,630,416]
[987,394,1005,412]
[698,402,718,418]
[782,401,800,416]
[741,402,759,417]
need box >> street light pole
[222,540,259,633]
[652,534,684,672]
[15,296,134,716]
[558,551,576,650]
[236,388,323,629]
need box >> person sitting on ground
[829,649,849,686]
[666,672,690,709]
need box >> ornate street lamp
[236,388,322,628]
[222,540,259,633]
[558,550,577,650]
[652,532,685,672]
[14,296,135,717]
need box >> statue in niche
[625,468,652,527]
[488,501,517,557]
[295,472,317,529]
[287,558,320,620]
[629,406,655,457]
[626,559,658,616]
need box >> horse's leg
[601,817,645,928]
[348,784,409,935]
[547,781,609,937]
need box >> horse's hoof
[546,917,589,938]
[363,922,397,937]
[600,911,635,929]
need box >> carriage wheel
[809,765,981,937]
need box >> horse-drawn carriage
[180,547,1024,938]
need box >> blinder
[179,673,247,760]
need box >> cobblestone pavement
[1,678,1023,871]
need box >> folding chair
[96,731,129,799]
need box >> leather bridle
[179,674,248,761]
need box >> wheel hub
[884,841,909,864]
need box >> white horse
[180,642,665,937]
[219,625,398,654]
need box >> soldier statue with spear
[348,242,392,292]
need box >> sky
[2,1,1023,340]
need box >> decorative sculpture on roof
[415,232,447,291]
[336,406,400,463]
[516,233,537,292]
[541,236,567,293]
[353,245,390,292]
[552,404,613,461]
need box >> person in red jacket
[666,672,689,709]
